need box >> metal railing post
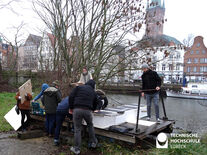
[135,92,141,132]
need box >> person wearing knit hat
[141,63,149,69]
[141,62,162,122]
[52,80,60,87]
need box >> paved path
[0,132,57,155]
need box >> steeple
[145,0,165,37]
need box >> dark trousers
[54,111,67,140]
[145,92,159,119]
[73,108,97,150]
[20,109,31,130]
[45,113,56,135]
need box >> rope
[107,95,125,105]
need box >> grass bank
[0,92,16,131]
[1,92,207,154]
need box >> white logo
[156,132,168,148]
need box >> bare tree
[32,0,148,87]
[0,22,26,74]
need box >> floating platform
[31,103,175,144]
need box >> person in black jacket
[96,89,108,110]
[141,63,161,122]
[42,81,62,136]
[69,80,101,154]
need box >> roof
[25,34,42,47]
[137,34,182,48]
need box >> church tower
[145,0,165,38]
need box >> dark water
[107,94,207,134]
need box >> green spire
[151,0,163,7]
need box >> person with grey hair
[141,63,161,122]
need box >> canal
[107,94,207,135]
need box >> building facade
[184,36,207,82]
[21,34,42,71]
[38,32,56,71]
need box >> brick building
[145,0,165,37]
[184,36,207,82]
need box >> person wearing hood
[69,80,101,154]
[32,83,49,102]
[42,81,62,137]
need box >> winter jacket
[141,69,161,94]
[69,80,102,111]
[42,86,62,114]
[78,72,93,84]
[33,83,49,101]
[56,96,69,114]
[15,93,32,110]
[96,89,108,110]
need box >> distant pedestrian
[42,80,62,136]
[78,67,93,85]
[54,96,71,146]
[69,80,102,154]
[141,63,161,122]
[15,91,32,131]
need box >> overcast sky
[0,0,207,44]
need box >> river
[107,94,207,135]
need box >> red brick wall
[184,36,207,77]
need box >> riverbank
[1,92,207,154]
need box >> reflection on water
[107,94,207,134]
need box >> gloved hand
[18,96,22,100]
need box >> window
[197,43,200,47]
[193,67,197,72]
[190,50,194,54]
[200,66,207,72]
[169,64,173,71]
[176,64,180,70]
[194,58,198,64]
[162,64,166,71]
[202,50,206,54]
[196,50,199,54]
[187,67,191,72]
[187,58,192,64]
[200,58,204,63]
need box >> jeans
[73,108,97,150]
[145,92,159,119]
[54,111,67,140]
[20,109,31,130]
[45,113,56,135]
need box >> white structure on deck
[91,104,147,129]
